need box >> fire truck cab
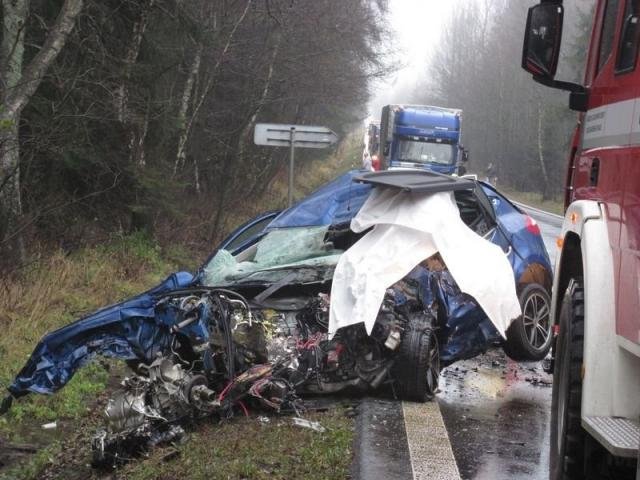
[522,1,640,479]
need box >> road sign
[254,123,339,206]
[254,123,338,149]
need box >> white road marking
[402,400,461,480]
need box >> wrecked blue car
[3,170,552,465]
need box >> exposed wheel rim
[426,336,440,396]
[521,291,551,350]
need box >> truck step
[582,416,639,458]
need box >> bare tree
[0,0,84,260]
[0,0,390,262]
[417,0,586,197]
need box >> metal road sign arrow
[254,123,338,149]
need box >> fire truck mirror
[521,2,564,78]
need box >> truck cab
[379,104,465,175]
[522,2,640,478]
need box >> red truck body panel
[570,0,640,346]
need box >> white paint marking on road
[402,400,461,480]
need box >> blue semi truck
[378,104,467,175]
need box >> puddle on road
[438,349,552,480]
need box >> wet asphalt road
[439,351,553,480]
[437,203,562,480]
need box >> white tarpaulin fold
[328,187,522,339]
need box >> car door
[577,0,632,337]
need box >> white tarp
[329,187,522,338]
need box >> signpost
[254,123,339,207]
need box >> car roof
[354,170,476,194]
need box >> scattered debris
[291,417,326,433]
[161,448,181,463]
[0,441,37,454]
[343,407,358,418]
[525,376,552,387]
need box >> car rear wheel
[393,321,440,402]
[503,283,552,361]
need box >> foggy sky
[367,0,459,117]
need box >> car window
[224,215,276,252]
[454,189,495,236]
[615,0,640,73]
[472,184,497,222]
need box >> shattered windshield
[397,139,456,165]
[203,225,343,286]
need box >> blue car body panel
[8,272,193,397]
[479,182,551,283]
[8,171,551,397]
[402,266,502,365]
[268,170,373,229]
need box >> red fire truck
[521,1,639,479]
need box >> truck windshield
[397,139,456,165]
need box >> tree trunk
[0,0,83,261]
[236,30,281,163]
[0,118,24,259]
[115,0,154,166]
[174,43,203,174]
[0,0,28,260]
[133,98,151,167]
[176,0,253,178]
[207,150,232,242]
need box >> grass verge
[0,133,363,479]
[0,232,183,478]
[496,186,564,216]
[120,410,354,480]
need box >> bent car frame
[2,169,553,466]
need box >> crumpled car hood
[8,272,193,397]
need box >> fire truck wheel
[550,279,586,480]
[393,324,440,402]
[503,283,552,361]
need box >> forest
[0,0,390,267]
[0,0,597,268]
[414,0,594,200]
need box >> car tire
[393,322,439,402]
[503,283,552,361]
[550,279,586,480]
